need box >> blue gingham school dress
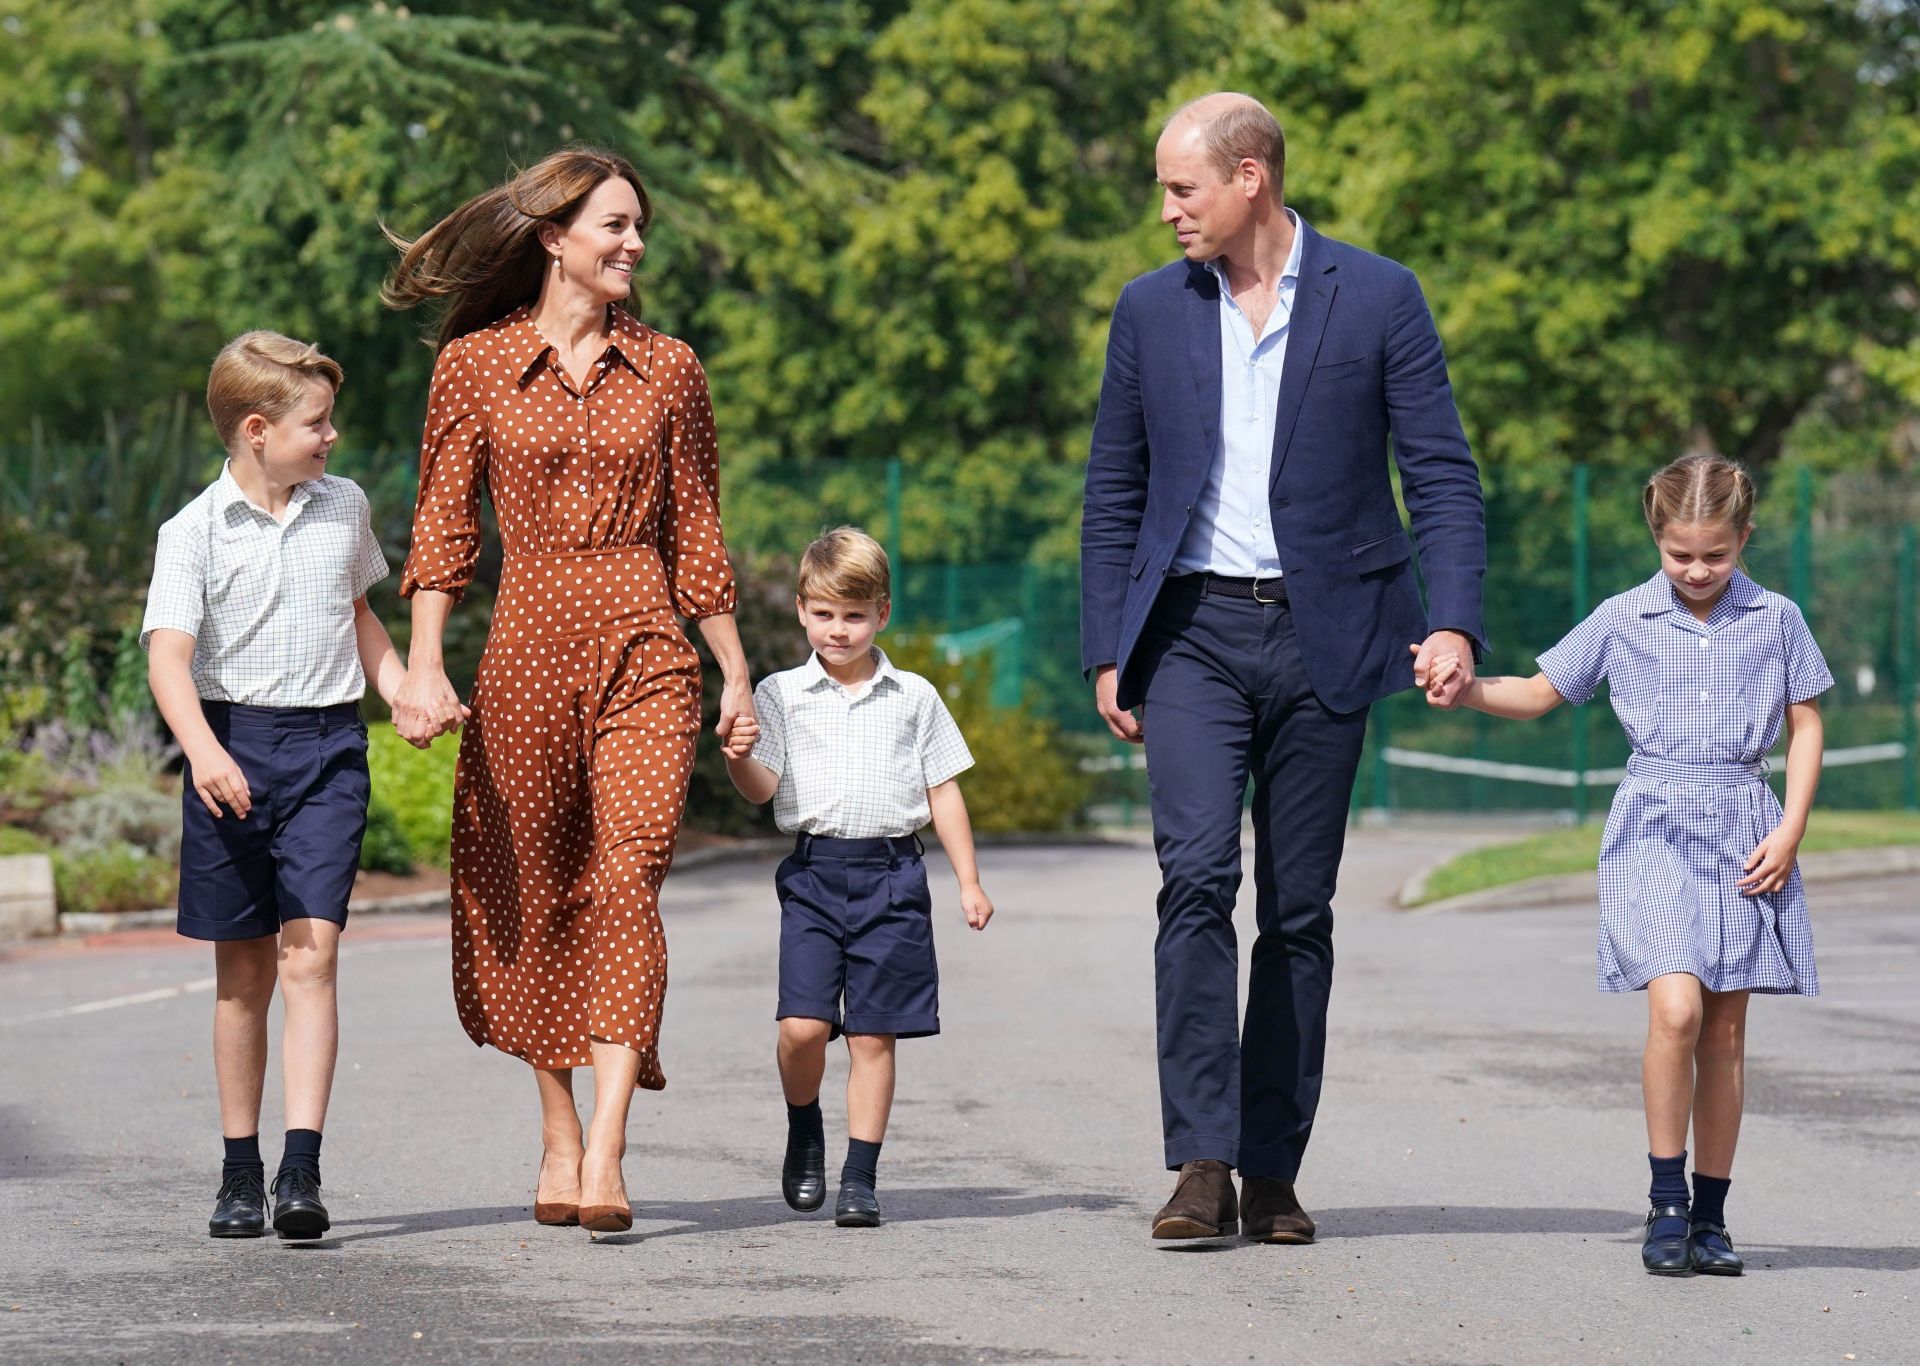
[1538,570,1834,995]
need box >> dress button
[1699,690,1709,702]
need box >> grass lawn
[1410,810,1920,906]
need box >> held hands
[716,677,756,758]
[1409,633,1475,709]
[392,665,470,749]
[185,740,251,819]
[720,711,759,759]
[1739,822,1803,896]
[960,882,994,930]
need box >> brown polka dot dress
[400,305,736,1090]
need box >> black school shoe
[270,1168,331,1240]
[208,1168,267,1238]
[1641,1204,1692,1275]
[782,1132,827,1212]
[1689,1220,1744,1276]
[833,1181,881,1228]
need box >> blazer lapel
[1269,223,1335,492]
[1183,261,1222,483]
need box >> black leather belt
[1199,574,1287,603]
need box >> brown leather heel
[579,1203,633,1233]
[533,1201,579,1226]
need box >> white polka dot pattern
[400,306,738,1088]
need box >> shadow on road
[323,1187,1124,1248]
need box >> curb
[48,830,1133,938]
[1401,843,1920,915]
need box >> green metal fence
[722,457,1919,819]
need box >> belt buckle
[1252,577,1281,604]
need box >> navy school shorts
[176,701,370,942]
[776,833,940,1039]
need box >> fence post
[1369,697,1391,816]
[1571,464,1590,822]
[1901,524,1917,812]
[886,456,904,582]
[1792,466,1814,627]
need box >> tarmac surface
[1,827,1915,1363]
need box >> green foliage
[0,826,52,856]
[366,725,458,868]
[52,843,176,916]
[42,787,180,864]
[884,636,1088,833]
[359,796,415,875]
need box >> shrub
[367,726,458,868]
[884,637,1089,835]
[359,796,415,874]
[43,786,181,863]
[53,843,175,915]
[0,826,51,856]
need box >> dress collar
[501,304,655,387]
[1629,567,1766,619]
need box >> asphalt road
[1,829,1914,1363]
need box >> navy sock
[280,1128,323,1184]
[786,1100,824,1149]
[841,1138,882,1192]
[221,1134,262,1183]
[1648,1152,1689,1239]
[1692,1173,1731,1229]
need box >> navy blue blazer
[1080,222,1487,714]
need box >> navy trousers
[1138,577,1370,1178]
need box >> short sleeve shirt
[140,465,389,706]
[750,647,974,837]
[1537,569,1833,763]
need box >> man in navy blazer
[1081,93,1487,1243]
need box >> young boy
[725,526,994,1227]
[143,331,405,1240]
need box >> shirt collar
[1630,567,1766,617]
[801,646,897,695]
[217,460,316,519]
[1205,207,1304,291]
[503,304,655,388]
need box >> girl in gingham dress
[1429,454,1831,1278]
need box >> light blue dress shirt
[1170,209,1304,578]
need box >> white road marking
[4,976,217,1025]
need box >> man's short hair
[1167,93,1286,202]
[206,331,343,452]
[797,526,891,605]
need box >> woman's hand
[1739,821,1803,896]
[392,665,469,749]
[716,676,755,754]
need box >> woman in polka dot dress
[384,148,756,1233]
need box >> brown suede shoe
[1151,1160,1239,1239]
[1241,1176,1315,1244]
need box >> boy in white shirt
[725,527,993,1227]
[143,331,405,1241]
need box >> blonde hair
[207,331,343,452]
[797,526,890,604]
[1165,93,1286,202]
[1642,453,1757,536]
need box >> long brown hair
[1641,453,1757,536]
[381,146,652,348]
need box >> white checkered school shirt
[140,463,390,706]
[750,647,975,837]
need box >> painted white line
[2,976,217,1026]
